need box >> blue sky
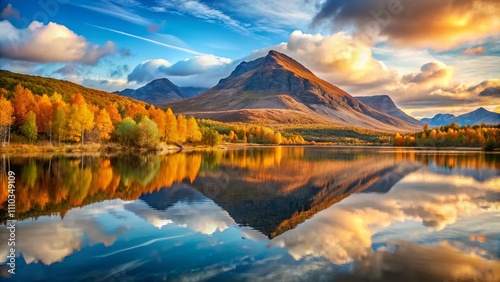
[0,0,499,118]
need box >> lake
[1,147,499,281]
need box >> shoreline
[0,142,495,156]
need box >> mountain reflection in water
[0,147,499,282]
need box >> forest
[393,123,500,151]
[0,84,306,149]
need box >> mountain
[166,50,418,131]
[0,70,144,107]
[421,107,500,126]
[114,78,207,107]
[356,95,423,127]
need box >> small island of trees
[393,123,500,151]
[0,84,307,150]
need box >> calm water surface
[0,147,499,281]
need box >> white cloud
[127,59,172,84]
[245,30,396,86]
[0,20,116,64]
[128,55,234,87]
[271,170,500,265]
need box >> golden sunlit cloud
[313,0,500,50]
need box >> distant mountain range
[165,50,419,131]
[421,107,500,126]
[114,78,207,107]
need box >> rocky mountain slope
[357,95,423,127]
[166,50,419,131]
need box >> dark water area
[1,147,499,281]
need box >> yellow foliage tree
[273,132,283,144]
[186,116,202,143]
[164,108,178,143]
[0,97,14,147]
[148,106,166,141]
[35,94,54,140]
[177,114,187,143]
[67,94,94,144]
[95,108,114,141]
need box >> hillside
[421,107,500,126]
[0,69,145,107]
[166,50,418,131]
[115,78,207,107]
[356,95,423,127]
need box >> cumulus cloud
[159,55,232,76]
[402,61,453,86]
[342,240,500,282]
[0,200,125,265]
[271,170,500,265]
[127,59,172,84]
[128,55,234,87]
[124,197,237,235]
[0,20,116,64]
[312,0,500,50]
[245,30,396,86]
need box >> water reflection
[0,148,499,281]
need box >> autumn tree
[67,94,94,144]
[125,104,148,122]
[12,84,36,126]
[95,108,114,141]
[164,108,178,143]
[201,128,221,147]
[106,103,122,124]
[52,104,68,145]
[148,106,166,141]
[177,114,187,143]
[20,111,37,143]
[116,117,138,147]
[35,94,54,141]
[228,130,238,143]
[273,132,283,145]
[137,117,160,148]
[186,116,202,143]
[0,97,14,147]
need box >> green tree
[137,117,160,148]
[116,117,138,147]
[52,104,68,145]
[201,128,221,147]
[20,111,37,143]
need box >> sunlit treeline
[0,84,307,147]
[394,123,500,151]
[392,150,500,170]
[199,119,306,145]
[0,84,209,147]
